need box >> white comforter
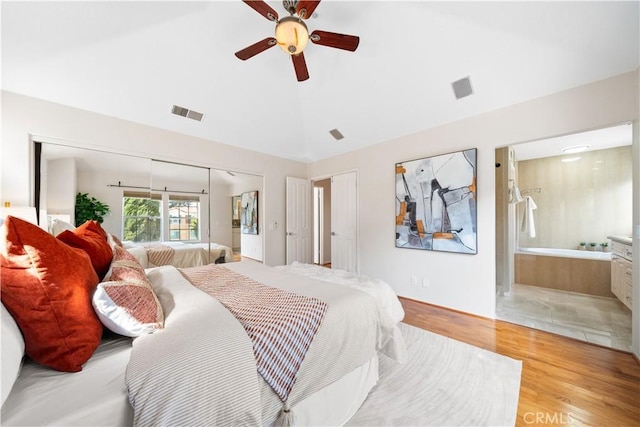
[126,262,406,426]
[276,262,405,324]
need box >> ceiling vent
[329,128,344,140]
[451,76,474,100]
[171,105,204,122]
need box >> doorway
[495,124,633,351]
[313,179,331,266]
[286,172,357,272]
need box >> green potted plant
[75,192,110,226]
[578,242,586,250]
[588,242,597,251]
[600,242,608,252]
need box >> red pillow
[0,216,103,372]
[57,220,112,279]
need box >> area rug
[347,323,522,426]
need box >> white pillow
[1,303,25,406]
[50,218,76,236]
[124,246,149,268]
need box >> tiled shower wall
[517,145,632,250]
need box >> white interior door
[331,172,357,272]
[286,177,312,265]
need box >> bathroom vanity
[608,236,633,310]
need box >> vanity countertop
[607,235,633,245]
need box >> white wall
[44,157,76,224]
[210,182,232,248]
[231,176,264,261]
[1,90,307,266]
[308,71,639,323]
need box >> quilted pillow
[92,245,164,337]
[57,220,112,279]
[0,216,102,372]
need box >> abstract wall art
[395,148,477,254]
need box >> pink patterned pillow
[92,246,164,337]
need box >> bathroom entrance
[495,123,634,351]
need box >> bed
[1,215,406,426]
[49,217,234,267]
[123,240,234,267]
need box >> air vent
[171,105,204,122]
[171,105,188,117]
[451,77,474,100]
[329,128,344,140]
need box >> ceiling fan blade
[296,1,321,19]
[310,30,360,52]
[235,37,277,60]
[242,0,278,21]
[292,53,309,82]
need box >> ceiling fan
[235,0,360,82]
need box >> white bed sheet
[2,335,133,426]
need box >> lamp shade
[275,16,309,54]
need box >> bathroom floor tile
[496,283,632,352]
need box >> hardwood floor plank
[400,297,640,427]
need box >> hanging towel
[521,196,537,238]
[509,185,524,204]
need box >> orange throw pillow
[0,216,103,372]
[57,220,113,279]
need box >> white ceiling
[512,123,633,161]
[2,1,638,163]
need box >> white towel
[509,185,523,204]
[521,196,537,238]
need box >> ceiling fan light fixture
[275,16,309,54]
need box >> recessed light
[561,156,581,163]
[561,145,590,154]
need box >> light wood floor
[401,297,640,426]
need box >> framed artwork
[395,148,477,254]
[231,195,241,228]
[241,190,258,235]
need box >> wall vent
[171,105,204,122]
[329,128,344,140]
[451,76,474,100]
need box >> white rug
[347,323,522,427]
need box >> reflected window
[122,192,162,242]
[168,196,200,241]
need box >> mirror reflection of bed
[36,141,263,266]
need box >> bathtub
[517,247,612,261]
[515,247,613,297]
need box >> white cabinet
[610,239,632,310]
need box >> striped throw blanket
[179,264,327,402]
[145,244,175,266]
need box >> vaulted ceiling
[2,1,638,162]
